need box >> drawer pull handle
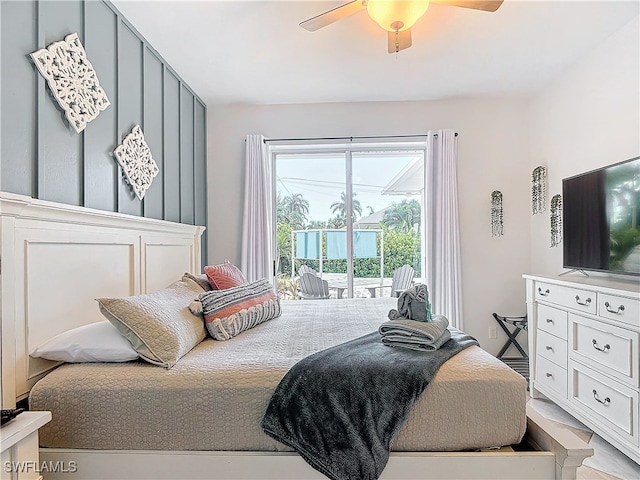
[546,318,554,324]
[604,302,625,314]
[545,345,553,351]
[545,373,553,378]
[538,288,550,296]
[592,389,611,406]
[592,339,610,352]
[575,295,592,306]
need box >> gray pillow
[97,277,206,368]
[182,272,213,291]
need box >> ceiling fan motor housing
[366,0,431,32]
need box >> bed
[0,192,593,480]
[29,297,526,453]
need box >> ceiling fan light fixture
[366,0,430,32]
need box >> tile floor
[527,398,639,480]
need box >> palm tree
[307,219,327,229]
[382,199,421,233]
[330,192,362,224]
[326,215,346,229]
[283,192,309,217]
[276,192,288,223]
[278,192,310,229]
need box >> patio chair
[297,272,330,300]
[390,265,415,297]
[298,264,317,277]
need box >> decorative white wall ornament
[114,125,159,200]
[30,33,110,133]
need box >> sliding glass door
[351,151,423,298]
[274,144,425,300]
[275,152,346,300]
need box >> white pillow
[30,321,139,363]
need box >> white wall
[207,97,531,353]
[528,16,640,277]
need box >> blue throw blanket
[261,329,479,480]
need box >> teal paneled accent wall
[0,0,208,264]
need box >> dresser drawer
[598,293,640,328]
[537,304,568,340]
[536,329,567,368]
[570,314,639,388]
[535,355,567,399]
[535,282,596,315]
[569,360,638,445]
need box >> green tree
[330,191,362,225]
[276,192,287,222]
[326,215,346,229]
[382,227,422,276]
[382,199,421,233]
[277,192,310,230]
[307,219,327,229]
[276,221,293,276]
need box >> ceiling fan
[300,0,504,53]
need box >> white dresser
[524,274,640,464]
[1,411,51,480]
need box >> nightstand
[1,411,51,480]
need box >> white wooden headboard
[0,192,205,408]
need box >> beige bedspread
[29,298,526,451]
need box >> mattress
[29,297,527,451]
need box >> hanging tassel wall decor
[491,190,504,237]
[531,166,547,215]
[550,194,563,247]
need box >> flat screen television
[563,156,640,276]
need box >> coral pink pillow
[204,261,247,290]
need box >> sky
[276,152,423,223]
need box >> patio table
[322,274,392,299]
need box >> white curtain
[425,129,464,329]
[241,134,275,284]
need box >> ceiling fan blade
[388,29,412,54]
[300,1,366,32]
[431,0,504,12]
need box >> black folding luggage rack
[492,313,529,384]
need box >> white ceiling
[111,0,639,105]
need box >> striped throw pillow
[192,279,281,341]
[204,260,247,290]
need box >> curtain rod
[262,133,457,143]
